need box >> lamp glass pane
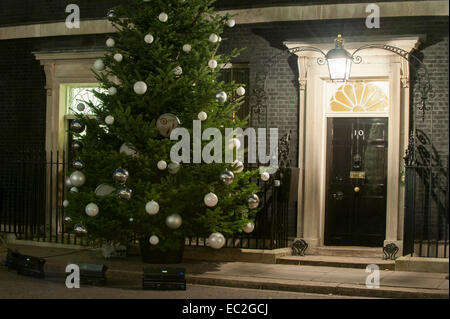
[328,58,350,81]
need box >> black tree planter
[139,237,185,264]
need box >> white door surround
[285,37,420,254]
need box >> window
[218,64,250,124]
[327,80,389,115]
[65,84,106,115]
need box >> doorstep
[184,246,292,264]
[395,256,449,273]
[276,255,395,270]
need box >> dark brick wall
[0,34,107,153]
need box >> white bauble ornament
[70,187,79,193]
[261,172,270,182]
[228,138,241,150]
[114,53,123,62]
[133,81,147,95]
[209,34,219,43]
[85,203,99,217]
[158,12,168,22]
[168,161,180,174]
[106,38,115,47]
[166,214,182,229]
[173,66,183,76]
[149,235,159,245]
[182,44,192,53]
[108,86,117,95]
[226,19,236,27]
[157,160,167,170]
[144,34,154,44]
[145,200,160,215]
[95,184,116,197]
[218,36,222,42]
[198,111,207,121]
[69,171,86,187]
[236,86,245,96]
[208,232,225,249]
[204,192,218,207]
[94,59,105,71]
[76,103,85,112]
[105,115,115,125]
[243,222,255,234]
[232,160,244,173]
[63,200,69,208]
[208,59,218,69]
[120,143,139,157]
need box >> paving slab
[2,244,448,299]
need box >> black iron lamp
[325,34,353,81]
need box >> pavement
[1,244,448,299]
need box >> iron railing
[0,150,290,249]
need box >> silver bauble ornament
[69,170,86,187]
[236,86,245,96]
[165,214,182,229]
[65,176,73,189]
[72,159,85,170]
[220,170,234,185]
[248,194,260,209]
[71,140,83,151]
[74,224,87,234]
[157,160,167,170]
[106,38,115,47]
[145,200,159,215]
[63,200,69,208]
[149,235,159,245]
[113,168,129,184]
[261,172,270,182]
[208,232,225,249]
[118,188,132,200]
[70,187,79,193]
[63,214,72,223]
[76,103,86,112]
[168,161,180,174]
[215,91,227,103]
[158,12,168,22]
[107,10,116,18]
[204,192,218,207]
[157,113,180,137]
[133,81,147,95]
[85,203,99,217]
[70,120,85,133]
[232,160,244,173]
[95,184,116,197]
[94,59,105,71]
[243,222,255,234]
[144,34,154,44]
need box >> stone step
[314,246,385,258]
[276,255,395,270]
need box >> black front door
[324,118,388,247]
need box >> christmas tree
[65,0,262,259]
